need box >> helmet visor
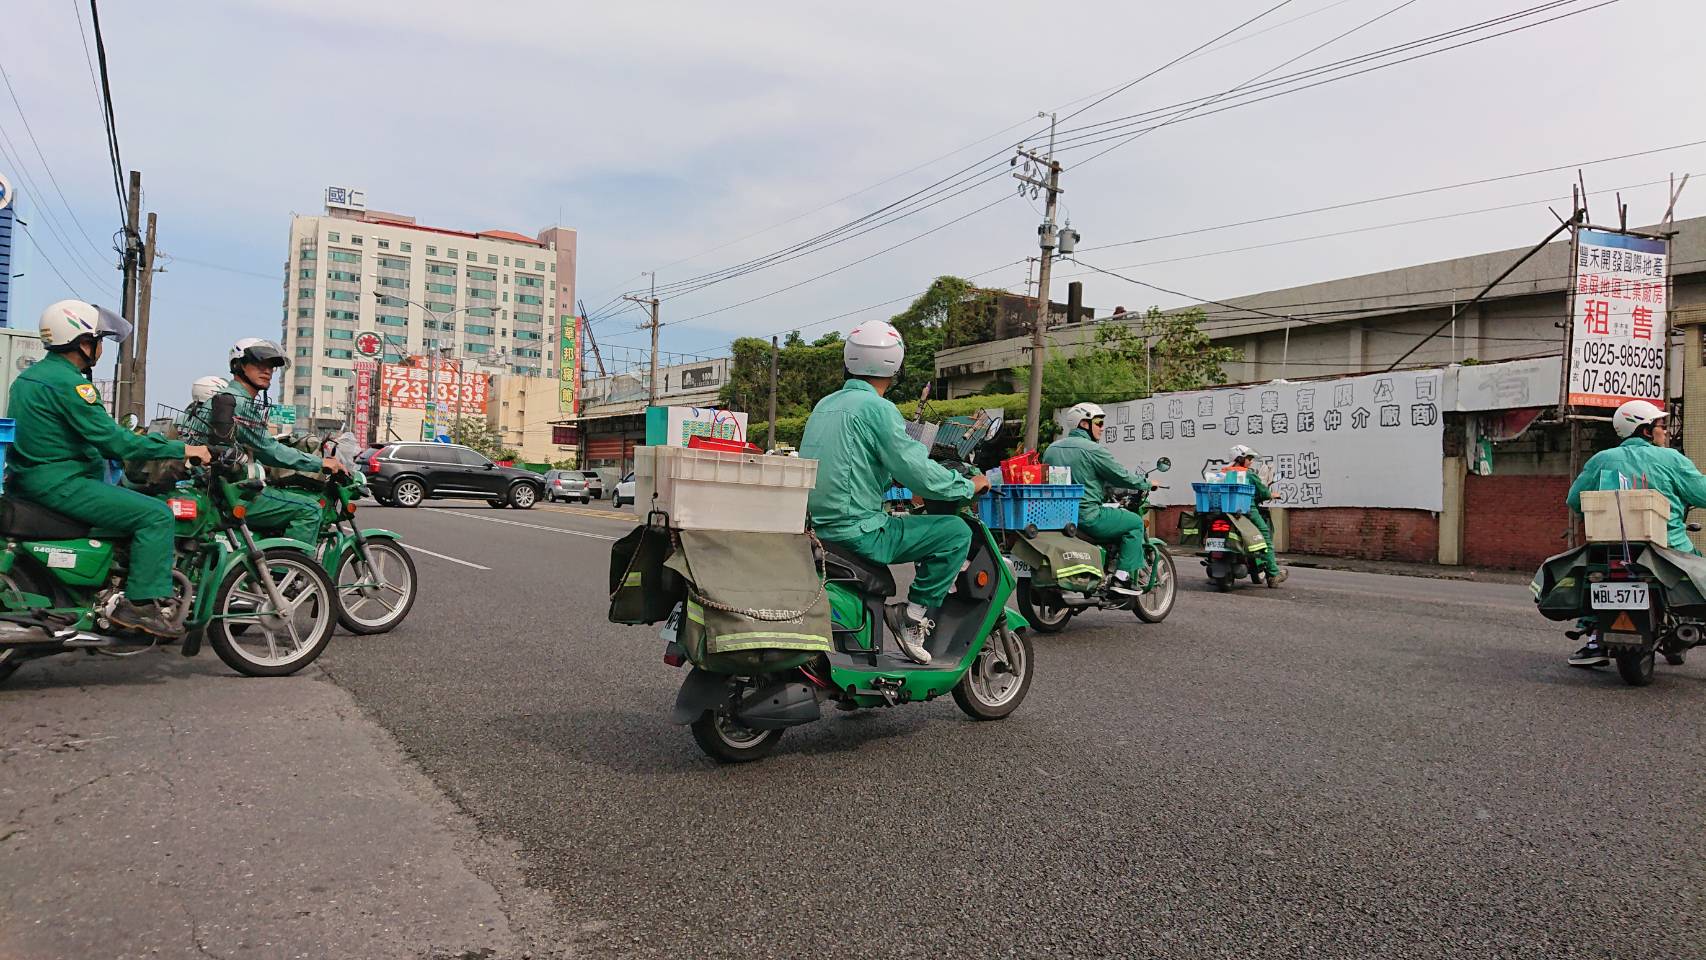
[93,305,132,343]
[241,340,291,370]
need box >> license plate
[1204,538,1227,552]
[1009,558,1033,578]
[1591,582,1649,610]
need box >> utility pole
[624,273,660,406]
[1015,115,1062,451]
[113,169,142,416]
[767,334,779,449]
[130,211,157,422]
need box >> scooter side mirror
[120,413,140,432]
[1690,522,1702,533]
[1155,457,1172,473]
[209,393,238,445]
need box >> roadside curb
[1161,545,1531,585]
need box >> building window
[377,277,409,289]
[326,309,359,321]
[377,239,390,250]
[375,294,408,308]
[297,325,315,337]
[327,328,355,340]
[467,251,477,262]
[502,292,510,302]
[549,262,555,272]
[516,275,543,287]
[299,248,317,261]
[298,269,314,280]
[516,330,543,341]
[321,367,350,378]
[328,290,360,302]
[427,263,457,276]
[377,314,408,327]
[427,246,437,256]
[466,324,495,336]
[296,308,314,320]
[400,242,412,253]
[440,322,456,332]
[325,349,354,359]
[294,386,311,397]
[298,288,316,300]
[424,282,456,295]
[516,294,543,305]
[328,250,361,263]
[514,348,542,358]
[467,343,492,354]
[325,270,360,282]
[383,351,403,363]
[487,254,498,265]
[424,300,454,312]
[328,232,340,242]
[468,268,496,282]
[296,347,311,358]
[377,256,409,270]
[468,288,495,300]
[352,236,364,245]
[534,261,546,271]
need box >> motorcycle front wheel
[1134,551,1177,623]
[334,540,418,634]
[208,548,337,677]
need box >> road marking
[440,510,620,541]
[403,544,492,570]
[538,502,633,522]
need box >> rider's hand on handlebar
[971,473,992,496]
[183,445,211,465]
[322,457,350,476]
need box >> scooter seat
[0,498,94,540]
[821,542,897,598]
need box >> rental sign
[1567,229,1668,408]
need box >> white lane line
[403,544,492,570]
[439,510,619,541]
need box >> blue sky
[2,0,1702,409]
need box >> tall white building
[282,187,577,431]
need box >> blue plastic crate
[977,484,1083,530]
[0,418,13,494]
[1193,481,1255,514]
[884,485,913,502]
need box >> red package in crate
[1000,451,1044,484]
[687,435,762,454]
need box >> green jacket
[1040,428,1151,522]
[799,379,975,541]
[1567,436,1706,551]
[6,353,185,494]
[182,381,320,473]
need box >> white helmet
[1066,402,1106,427]
[190,375,228,404]
[1231,444,1259,461]
[843,320,904,378]
[229,337,290,374]
[39,299,131,352]
[1613,399,1668,439]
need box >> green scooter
[612,417,1033,763]
[1004,458,1177,633]
[0,394,338,685]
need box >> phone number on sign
[1580,341,1664,370]
[1578,368,1663,398]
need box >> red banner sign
[354,361,376,442]
[380,359,490,415]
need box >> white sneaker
[1107,573,1141,597]
[896,612,934,665]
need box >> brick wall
[1463,474,1571,569]
[1151,504,1438,563]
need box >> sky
[2,0,1703,410]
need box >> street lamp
[370,287,487,440]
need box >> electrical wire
[0,60,115,264]
[87,0,128,219]
[0,133,117,295]
[13,220,90,300]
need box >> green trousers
[17,474,178,601]
[828,514,971,608]
[244,487,324,546]
[1079,508,1147,578]
[1246,509,1281,575]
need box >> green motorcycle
[0,394,338,685]
[276,472,417,635]
[1003,458,1177,633]
[611,418,1034,763]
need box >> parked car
[579,471,606,500]
[612,472,636,509]
[364,442,545,509]
[543,469,591,504]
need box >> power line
[14,220,90,300]
[0,60,115,263]
[87,0,128,219]
[0,133,118,295]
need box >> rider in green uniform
[1041,402,1152,597]
[7,300,210,637]
[1564,399,1706,667]
[182,340,346,544]
[1229,444,1286,584]
[800,320,990,665]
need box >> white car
[612,472,635,508]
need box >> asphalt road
[319,500,1705,960]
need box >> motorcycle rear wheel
[690,710,784,763]
[1615,649,1655,687]
[954,624,1033,720]
[1017,585,1072,633]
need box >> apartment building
[282,187,577,432]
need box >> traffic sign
[355,332,382,357]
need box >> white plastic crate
[1581,489,1670,545]
[634,445,819,533]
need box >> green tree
[448,417,516,461]
[1015,306,1238,414]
